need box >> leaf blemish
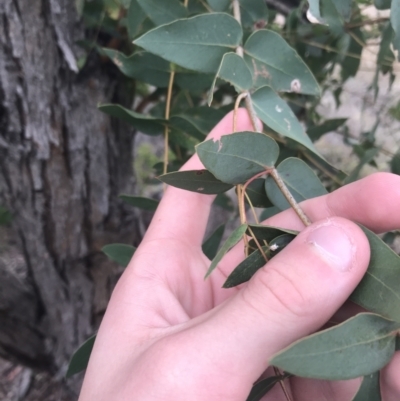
[197,187,204,191]
[196,170,205,175]
[284,118,291,131]
[275,105,282,113]
[290,79,301,93]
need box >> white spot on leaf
[284,118,291,131]
[291,79,301,93]
[270,244,279,251]
[275,105,282,113]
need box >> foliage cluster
[69,0,400,399]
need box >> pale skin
[79,110,400,401]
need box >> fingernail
[307,224,354,271]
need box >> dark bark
[0,0,140,381]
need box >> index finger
[144,108,257,245]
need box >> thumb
[204,217,370,378]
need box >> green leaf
[344,148,378,184]
[202,224,226,260]
[265,158,327,211]
[244,30,320,96]
[99,104,165,136]
[251,86,319,155]
[119,195,159,211]
[239,0,269,28]
[351,227,400,322]
[137,0,187,26]
[208,52,253,105]
[175,73,215,91]
[169,130,199,152]
[158,170,233,194]
[213,193,234,211]
[307,118,347,141]
[66,335,96,377]
[259,206,281,221]
[352,372,381,401]
[374,0,391,10]
[223,245,269,288]
[134,13,243,73]
[307,0,322,21]
[392,0,400,60]
[332,0,352,22]
[391,151,400,175]
[247,224,299,242]
[271,313,400,380]
[127,0,147,39]
[205,224,248,278]
[103,49,171,86]
[196,132,279,185]
[269,233,296,257]
[207,0,230,11]
[102,244,136,267]
[170,107,226,141]
[378,22,395,75]
[245,179,273,208]
[246,375,289,401]
[341,29,364,81]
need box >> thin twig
[273,367,293,401]
[244,192,259,224]
[163,71,175,175]
[247,226,268,262]
[270,168,312,226]
[346,16,389,29]
[245,94,262,132]
[233,92,248,131]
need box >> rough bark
[0,0,140,380]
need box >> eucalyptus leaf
[391,151,400,175]
[207,0,230,12]
[391,1,400,60]
[99,104,165,136]
[271,313,400,380]
[265,158,327,211]
[374,0,391,10]
[251,86,320,156]
[352,371,381,401]
[377,22,395,75]
[202,224,226,260]
[175,73,215,91]
[351,226,400,322]
[103,49,170,86]
[137,0,187,26]
[259,206,281,221]
[196,132,279,185]
[205,224,248,278]
[134,13,243,73]
[239,0,269,28]
[127,0,147,39]
[269,233,296,257]
[170,107,226,140]
[245,179,273,208]
[66,335,96,377]
[102,244,136,267]
[307,118,347,141]
[119,195,159,211]
[246,375,289,401]
[169,130,199,152]
[158,170,233,194]
[344,148,378,184]
[223,245,269,288]
[244,30,320,96]
[208,52,253,105]
[246,224,298,242]
[213,193,234,211]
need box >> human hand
[78,110,400,401]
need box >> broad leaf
[307,118,347,141]
[391,0,400,60]
[332,0,352,22]
[246,375,289,401]
[175,73,215,91]
[391,151,400,175]
[245,179,273,208]
[352,371,381,401]
[247,224,298,242]
[341,29,364,81]
[259,206,281,221]
[271,313,400,380]
[269,233,296,257]
[196,132,279,185]
[99,104,165,136]
[66,335,96,377]
[137,0,187,26]
[251,86,319,155]
[208,52,253,105]
[158,170,233,194]
[102,244,136,267]
[374,0,391,10]
[351,227,400,322]
[223,245,269,288]
[169,130,199,152]
[134,13,243,73]
[214,193,234,211]
[205,224,248,278]
[244,30,320,96]
[265,158,327,211]
[377,22,395,75]
[170,107,226,140]
[207,0,230,11]
[127,0,147,39]
[202,224,226,260]
[239,0,269,28]
[119,195,159,211]
[103,49,170,86]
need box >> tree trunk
[0,0,140,382]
